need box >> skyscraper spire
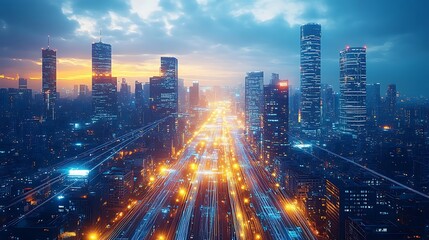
[99,30,102,43]
[47,35,50,49]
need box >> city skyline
[0,1,428,239]
[0,0,428,96]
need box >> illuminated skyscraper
[263,80,289,161]
[149,57,179,157]
[150,57,178,117]
[300,23,321,138]
[92,41,117,121]
[245,71,264,141]
[42,46,57,120]
[339,47,367,137]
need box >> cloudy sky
[0,0,428,96]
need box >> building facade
[263,80,289,162]
[245,71,264,142]
[189,81,199,108]
[92,42,117,121]
[339,47,367,137]
[300,23,322,138]
[149,57,179,157]
[42,47,57,120]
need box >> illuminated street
[100,104,315,240]
[2,1,428,239]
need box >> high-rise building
[73,84,79,98]
[178,78,187,113]
[325,179,376,240]
[150,57,178,118]
[245,71,264,141]
[300,23,321,138]
[161,57,178,82]
[271,73,280,85]
[102,167,133,210]
[79,84,89,97]
[189,81,199,108]
[119,78,131,103]
[385,84,396,125]
[91,41,117,121]
[339,46,367,137]
[366,83,381,127]
[42,46,57,120]
[135,81,144,125]
[18,78,27,89]
[262,80,289,162]
[149,57,179,157]
[321,84,335,127]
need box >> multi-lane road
[104,104,316,240]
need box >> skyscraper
[149,57,179,157]
[79,84,89,97]
[321,84,335,127]
[271,73,280,85]
[385,84,397,125]
[189,81,199,108]
[325,179,376,240]
[42,46,57,120]
[366,83,381,127]
[245,71,264,141]
[263,80,289,162]
[150,57,179,116]
[135,81,144,125]
[92,41,117,121]
[18,78,27,89]
[300,23,321,138]
[339,46,367,137]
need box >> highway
[105,104,316,240]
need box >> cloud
[130,0,161,20]
[231,0,327,27]
[0,0,428,96]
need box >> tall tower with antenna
[42,35,57,120]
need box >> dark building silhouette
[262,80,289,162]
[79,84,89,97]
[189,81,199,108]
[366,83,381,127]
[321,84,335,127]
[325,179,376,240]
[300,23,321,138]
[384,84,397,126]
[135,81,144,125]
[345,217,408,240]
[18,78,27,89]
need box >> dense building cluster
[243,23,429,239]
[0,22,428,240]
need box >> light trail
[105,104,316,240]
[287,134,429,200]
[1,117,171,231]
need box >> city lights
[0,1,426,239]
[68,169,90,176]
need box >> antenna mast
[47,35,50,49]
